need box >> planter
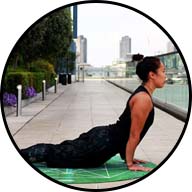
[3,84,57,116]
[3,92,42,116]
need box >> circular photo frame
[1,0,191,191]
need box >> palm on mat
[34,155,156,184]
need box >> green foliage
[41,8,73,63]
[3,69,55,98]
[66,51,76,72]
[29,59,55,73]
[3,7,74,96]
[29,59,56,88]
[30,72,45,93]
[4,58,56,98]
[8,20,47,69]
[4,72,33,98]
[8,7,73,70]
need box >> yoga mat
[34,155,156,184]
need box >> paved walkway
[5,79,184,189]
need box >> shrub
[4,72,32,98]
[29,59,55,74]
[31,72,45,93]
[29,59,56,88]
[3,59,56,99]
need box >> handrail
[106,80,187,122]
[154,51,178,58]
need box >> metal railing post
[83,65,85,83]
[16,85,22,116]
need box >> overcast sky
[77,3,171,67]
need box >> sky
[77,3,171,67]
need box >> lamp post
[54,77,58,93]
[42,80,46,101]
[16,85,22,116]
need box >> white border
[0,0,191,191]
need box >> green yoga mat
[34,155,156,184]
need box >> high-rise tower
[120,36,131,59]
[76,35,87,64]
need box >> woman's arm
[126,93,153,171]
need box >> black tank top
[110,85,154,159]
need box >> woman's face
[153,62,166,88]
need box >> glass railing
[83,52,190,113]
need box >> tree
[40,8,73,67]
[8,19,47,69]
[66,50,76,73]
[8,7,73,71]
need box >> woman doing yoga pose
[21,56,166,172]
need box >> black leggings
[21,126,119,168]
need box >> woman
[21,56,166,172]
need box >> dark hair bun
[132,54,144,61]
[136,57,161,82]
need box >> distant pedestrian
[21,56,166,172]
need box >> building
[75,35,87,81]
[108,57,137,78]
[75,35,87,64]
[120,36,131,59]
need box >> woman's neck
[142,82,155,95]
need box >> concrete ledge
[153,97,187,122]
[4,93,42,116]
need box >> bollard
[63,73,67,85]
[54,77,58,93]
[68,73,72,84]
[16,85,22,116]
[42,80,46,100]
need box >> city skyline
[77,3,171,67]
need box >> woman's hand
[133,158,147,164]
[127,159,152,172]
[128,163,153,172]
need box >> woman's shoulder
[129,86,153,110]
[130,92,151,106]
[128,86,150,101]
[134,85,150,95]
